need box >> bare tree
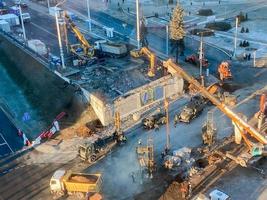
[169,3,185,62]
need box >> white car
[209,189,230,200]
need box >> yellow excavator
[162,59,267,166]
[64,12,94,60]
[130,47,156,77]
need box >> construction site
[0,0,267,200]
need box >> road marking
[30,22,57,38]
[0,133,14,153]
[0,143,7,146]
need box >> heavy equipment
[94,40,127,58]
[79,113,126,163]
[78,137,117,163]
[202,111,217,146]
[64,12,95,61]
[136,137,156,177]
[50,169,102,199]
[130,47,157,77]
[162,59,267,164]
[174,96,206,124]
[206,83,237,106]
[218,61,232,81]
[185,54,209,68]
[142,112,167,130]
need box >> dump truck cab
[50,169,67,194]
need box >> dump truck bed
[63,172,102,193]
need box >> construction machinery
[202,111,217,146]
[136,137,156,177]
[94,40,127,58]
[64,12,95,61]
[78,137,117,163]
[162,59,267,164]
[50,169,102,199]
[142,112,167,130]
[257,93,267,132]
[130,47,157,77]
[206,83,237,106]
[185,54,209,68]
[174,96,206,124]
[78,113,126,163]
[218,61,232,81]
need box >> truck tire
[75,192,85,199]
[89,154,97,163]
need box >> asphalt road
[0,109,23,157]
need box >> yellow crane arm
[140,47,156,77]
[64,13,93,56]
[163,59,267,145]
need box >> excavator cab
[218,61,232,81]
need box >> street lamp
[47,0,50,9]
[166,24,169,56]
[55,0,66,69]
[136,0,141,49]
[233,17,239,57]
[18,0,26,42]
[86,0,92,32]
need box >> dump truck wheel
[89,154,97,163]
[75,192,85,199]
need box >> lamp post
[18,0,26,42]
[86,0,92,32]
[233,17,239,57]
[136,0,140,49]
[55,0,66,69]
[47,0,50,9]
[166,24,169,55]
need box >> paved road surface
[0,109,23,157]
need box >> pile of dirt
[70,175,98,183]
[76,125,95,138]
[159,181,182,200]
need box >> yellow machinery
[64,12,94,59]
[130,47,156,77]
[162,59,267,161]
[218,61,232,81]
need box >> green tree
[169,3,185,62]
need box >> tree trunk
[175,40,179,63]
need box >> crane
[130,47,156,77]
[64,12,94,59]
[162,59,267,158]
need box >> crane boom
[163,59,267,145]
[130,47,156,77]
[64,12,94,57]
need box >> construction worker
[154,123,159,131]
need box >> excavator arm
[64,12,94,57]
[130,47,156,77]
[162,59,267,146]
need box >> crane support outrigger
[162,59,267,157]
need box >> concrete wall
[90,74,184,126]
[0,31,79,122]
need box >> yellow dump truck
[50,169,102,199]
